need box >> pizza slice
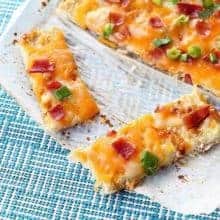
[19,28,99,130]
[69,90,220,193]
[58,0,220,97]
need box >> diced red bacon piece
[149,48,165,59]
[49,104,65,121]
[149,17,164,28]
[183,106,210,129]
[47,81,62,90]
[177,3,203,18]
[214,51,220,59]
[183,73,193,85]
[214,10,220,18]
[114,25,130,41]
[29,59,55,73]
[109,12,124,26]
[107,130,117,137]
[214,63,220,69]
[112,138,136,160]
[196,21,211,37]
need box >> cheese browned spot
[58,0,220,97]
[69,90,220,193]
[19,28,99,130]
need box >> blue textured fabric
[0,1,219,219]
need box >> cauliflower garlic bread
[59,0,220,96]
[70,90,220,193]
[19,28,99,130]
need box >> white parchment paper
[0,0,219,214]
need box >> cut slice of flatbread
[58,0,220,97]
[19,28,99,131]
[69,90,220,193]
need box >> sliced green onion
[103,23,114,39]
[54,86,71,101]
[166,47,181,60]
[202,0,214,8]
[209,53,218,63]
[141,151,159,175]
[187,46,202,58]
[180,53,188,62]
[153,37,172,48]
[174,15,189,26]
[170,0,179,5]
[199,5,215,19]
[152,0,162,6]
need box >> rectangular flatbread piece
[19,28,99,130]
[58,0,220,97]
[69,90,220,193]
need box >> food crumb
[12,39,18,45]
[100,114,113,127]
[178,175,188,183]
[86,137,90,141]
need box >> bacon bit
[107,130,117,137]
[112,138,136,160]
[215,51,220,59]
[47,81,62,90]
[177,3,203,18]
[214,10,220,18]
[149,48,165,59]
[183,105,210,129]
[196,21,211,37]
[29,59,55,73]
[109,12,124,26]
[149,17,164,28]
[214,63,220,69]
[49,104,65,121]
[114,25,130,41]
[183,73,193,85]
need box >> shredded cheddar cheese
[19,28,99,130]
[70,90,220,193]
[59,0,220,97]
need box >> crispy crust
[70,90,220,193]
[58,0,220,97]
[19,28,99,130]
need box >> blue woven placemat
[0,1,219,219]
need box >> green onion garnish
[141,151,159,175]
[54,86,71,101]
[103,23,114,39]
[170,0,179,5]
[153,37,172,48]
[152,0,162,6]
[187,46,202,58]
[174,15,189,26]
[202,0,214,8]
[166,47,181,60]
[180,53,188,62]
[209,53,218,63]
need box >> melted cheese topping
[70,90,220,192]
[59,0,220,97]
[19,28,99,130]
